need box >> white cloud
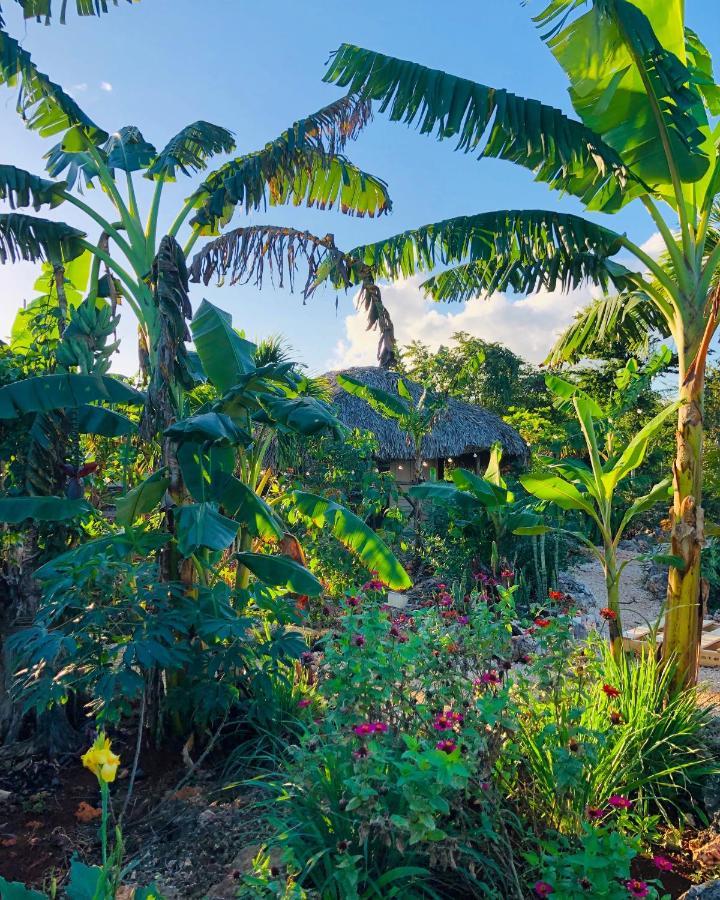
[99,81,113,92]
[327,277,598,370]
[72,83,88,92]
[640,230,664,259]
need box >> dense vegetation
[1,1,720,898]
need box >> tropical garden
[1,0,720,897]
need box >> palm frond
[0,164,66,209]
[0,212,85,264]
[146,121,236,181]
[189,95,386,234]
[324,43,642,212]
[545,291,671,366]
[3,0,138,25]
[0,27,107,140]
[348,209,633,293]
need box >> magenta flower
[457,615,470,625]
[625,880,649,899]
[480,670,501,686]
[533,882,554,898]
[586,806,605,820]
[362,579,385,592]
[352,634,366,648]
[297,699,311,709]
[435,739,457,754]
[433,711,463,731]
[352,745,370,760]
[352,723,374,737]
[370,722,388,733]
[346,596,361,608]
[607,794,633,810]
[651,855,673,872]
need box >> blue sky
[1,0,718,375]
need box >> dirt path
[568,549,720,693]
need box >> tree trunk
[604,547,622,662]
[661,372,705,688]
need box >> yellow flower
[81,733,121,783]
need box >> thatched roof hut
[325,367,528,482]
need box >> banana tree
[309,5,720,686]
[120,299,411,593]
[0,22,391,419]
[0,1,138,26]
[519,380,679,659]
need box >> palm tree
[193,3,720,687]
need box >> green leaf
[0,876,47,899]
[536,0,711,190]
[65,857,102,900]
[258,395,342,437]
[146,120,236,181]
[451,467,509,506]
[176,442,235,503]
[209,473,283,539]
[519,472,597,519]
[35,531,171,580]
[0,373,144,419]
[174,503,240,557]
[513,524,553,536]
[0,212,85,265]
[618,478,672,536]
[323,43,641,212]
[165,411,251,446]
[290,490,412,590]
[0,29,107,140]
[235,550,322,595]
[686,27,720,116]
[0,496,90,523]
[188,95,387,234]
[0,164,66,210]
[116,470,170,528]
[102,125,156,173]
[76,405,136,437]
[190,299,256,394]
[10,1,139,25]
[545,374,605,418]
[602,401,680,492]
[335,372,408,419]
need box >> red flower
[607,794,633,809]
[533,882,554,898]
[435,739,457,754]
[625,880,649,899]
[610,710,623,726]
[548,590,564,601]
[352,723,374,737]
[500,569,514,581]
[534,618,551,628]
[362,578,386,592]
[297,699,311,709]
[602,683,621,698]
[600,607,617,621]
[370,722,388,734]
[651,855,673,872]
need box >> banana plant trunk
[603,549,622,663]
[661,343,706,688]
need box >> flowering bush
[253,586,522,897]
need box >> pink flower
[651,855,673,872]
[586,806,605,820]
[352,723,374,737]
[352,634,366,648]
[607,795,633,810]
[435,739,457,754]
[625,880,649,899]
[352,745,370,760]
[457,615,469,625]
[534,883,554,898]
[371,722,388,734]
[362,579,385,592]
[297,699,311,709]
[346,596,361,608]
[433,711,463,731]
[479,670,501,686]
[500,568,514,581]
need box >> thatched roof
[325,367,528,464]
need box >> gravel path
[568,549,720,694]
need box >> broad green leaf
[115,470,170,528]
[235,551,322,595]
[258,395,342,437]
[602,401,680,492]
[483,443,506,489]
[0,496,90,523]
[290,490,412,589]
[176,442,235,503]
[0,164,65,210]
[35,531,171,579]
[209,473,283,539]
[103,125,156,173]
[65,857,102,900]
[76,405,136,437]
[165,411,251,446]
[513,524,553,536]
[11,1,139,24]
[573,394,605,496]
[537,0,711,190]
[174,503,239,557]
[0,876,47,899]
[545,374,605,418]
[0,212,85,266]
[190,300,256,394]
[451,467,509,507]
[397,378,413,401]
[519,472,597,519]
[0,29,107,140]
[335,373,408,419]
[0,373,144,419]
[618,478,672,537]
